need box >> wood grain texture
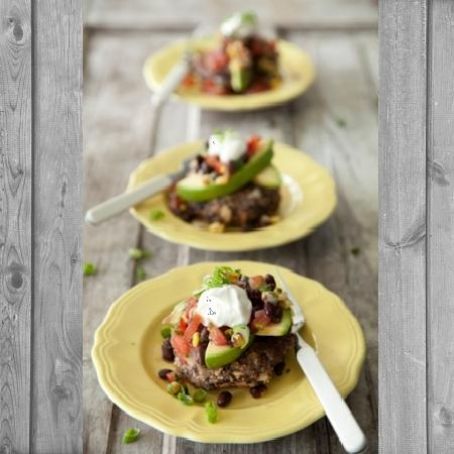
[379,1,428,452]
[85,0,378,31]
[82,31,189,453]
[427,1,454,452]
[83,11,378,454]
[290,31,378,453]
[31,1,83,452]
[0,1,32,453]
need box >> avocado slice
[205,325,252,369]
[230,67,252,93]
[205,343,242,369]
[253,165,282,189]
[176,140,274,202]
[255,308,292,336]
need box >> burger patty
[174,334,296,390]
[167,183,280,230]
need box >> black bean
[200,326,210,344]
[274,362,285,376]
[247,288,264,309]
[161,339,175,362]
[249,384,267,399]
[264,274,276,290]
[217,390,233,408]
[158,368,173,380]
[264,302,282,323]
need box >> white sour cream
[197,285,252,327]
[208,131,245,163]
[220,12,258,39]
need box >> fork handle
[151,59,189,109]
[297,343,367,453]
[85,175,172,225]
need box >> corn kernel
[192,332,200,347]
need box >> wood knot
[438,406,453,427]
[10,270,23,289]
[7,17,23,42]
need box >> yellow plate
[92,261,365,443]
[143,38,316,111]
[127,141,336,251]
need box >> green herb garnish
[122,428,140,444]
[167,382,182,396]
[150,210,165,221]
[83,262,97,276]
[177,392,194,406]
[160,324,172,339]
[203,266,240,289]
[135,265,146,282]
[128,247,150,260]
[205,401,218,423]
[193,389,208,403]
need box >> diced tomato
[205,50,229,72]
[246,81,271,94]
[205,155,225,174]
[246,135,262,156]
[202,79,228,95]
[184,313,202,343]
[176,318,188,334]
[184,296,198,320]
[251,310,271,332]
[248,275,265,289]
[182,73,196,87]
[165,371,177,382]
[209,326,229,346]
[171,334,190,358]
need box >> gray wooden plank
[31,1,83,452]
[379,1,428,452]
[427,1,454,452]
[82,30,194,453]
[85,0,377,31]
[290,30,378,453]
[108,102,190,454]
[82,31,184,453]
[0,1,32,452]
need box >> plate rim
[92,261,366,443]
[143,38,317,111]
[127,140,337,251]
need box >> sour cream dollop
[220,12,258,39]
[208,130,245,163]
[197,285,252,327]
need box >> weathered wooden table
[83,1,378,452]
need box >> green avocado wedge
[253,165,282,189]
[205,343,243,369]
[176,140,274,202]
[255,308,293,336]
[230,67,252,93]
[205,325,252,369]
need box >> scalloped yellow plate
[92,261,365,443]
[143,37,316,111]
[127,141,336,251]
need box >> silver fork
[85,155,194,225]
[274,269,367,453]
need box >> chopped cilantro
[150,210,165,221]
[128,247,151,261]
[83,262,97,277]
[122,428,140,444]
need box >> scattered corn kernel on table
[83,1,378,452]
